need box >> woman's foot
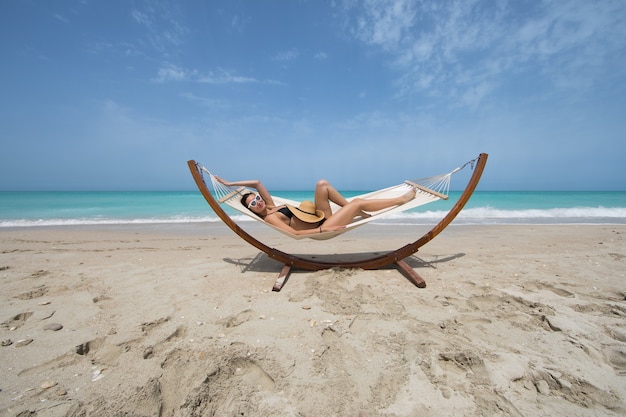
[401,187,417,204]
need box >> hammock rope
[197,157,477,241]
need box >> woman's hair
[240,192,254,208]
[240,192,263,218]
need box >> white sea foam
[390,206,626,220]
[2,206,625,227]
[0,216,223,228]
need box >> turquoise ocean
[1,190,625,227]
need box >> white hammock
[198,160,474,241]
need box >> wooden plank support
[404,180,449,200]
[273,264,292,292]
[217,186,248,203]
[394,260,426,288]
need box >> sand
[0,223,625,417]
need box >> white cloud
[343,0,626,106]
[350,0,416,51]
[53,13,70,23]
[130,3,188,55]
[153,64,283,86]
[230,14,250,33]
[461,81,494,109]
[131,9,153,27]
[274,48,300,62]
[198,70,258,84]
[153,64,192,82]
[180,92,231,109]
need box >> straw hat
[286,201,325,223]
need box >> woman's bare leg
[314,179,350,219]
[323,188,416,227]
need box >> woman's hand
[320,225,346,233]
[213,177,275,208]
[214,176,231,186]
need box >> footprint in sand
[165,325,187,341]
[2,311,34,329]
[531,368,622,409]
[31,269,49,278]
[141,325,188,361]
[170,353,277,416]
[75,337,106,356]
[466,294,501,310]
[141,317,171,334]
[439,351,490,384]
[221,309,255,328]
[538,283,575,298]
[15,285,48,300]
[610,328,626,343]
[232,358,276,392]
[456,314,493,325]
[605,346,626,375]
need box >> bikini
[275,206,294,226]
[275,206,324,226]
[277,206,293,220]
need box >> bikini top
[277,206,293,219]
[275,205,324,226]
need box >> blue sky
[1,0,625,191]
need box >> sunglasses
[247,194,261,208]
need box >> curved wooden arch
[188,153,488,290]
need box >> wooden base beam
[271,259,426,292]
[394,259,426,288]
[273,264,292,292]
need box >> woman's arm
[214,176,275,207]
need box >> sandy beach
[0,224,624,416]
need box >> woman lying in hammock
[215,177,416,237]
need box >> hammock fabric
[206,165,465,240]
[188,153,488,290]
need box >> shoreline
[1,225,625,416]
[2,219,626,232]
[2,216,626,229]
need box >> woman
[215,176,416,236]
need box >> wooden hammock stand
[187,153,488,291]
